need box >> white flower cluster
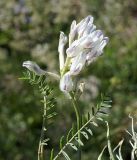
[22,15,109,94]
[59,15,109,93]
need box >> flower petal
[70,52,87,75]
[58,32,67,70]
[22,61,44,75]
[77,16,94,38]
[60,72,73,92]
[69,20,77,45]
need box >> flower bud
[22,61,44,75]
[66,40,78,57]
[69,20,77,45]
[58,31,68,46]
[70,52,87,76]
[23,61,60,80]
[77,15,94,38]
[99,37,109,51]
[60,72,73,92]
[58,32,67,70]
[66,36,87,57]
[86,37,109,64]
[66,30,103,58]
[95,37,109,56]
[86,33,104,60]
[83,22,95,37]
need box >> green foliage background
[0,0,137,159]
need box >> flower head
[58,15,109,93]
[23,15,109,94]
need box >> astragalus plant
[21,15,110,160]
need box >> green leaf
[47,112,57,119]
[62,151,71,160]
[97,117,104,121]
[81,131,89,140]
[60,136,65,149]
[67,128,73,142]
[82,115,86,125]
[103,100,112,103]
[68,143,78,151]
[97,145,107,160]
[72,124,75,136]
[87,112,91,120]
[50,149,54,160]
[96,104,99,110]
[85,127,93,136]
[41,142,48,146]
[47,104,55,110]
[90,121,98,127]
[37,75,43,84]
[75,137,84,146]
[91,107,95,115]
[101,102,111,108]
[18,77,30,80]
[98,111,107,115]
[43,127,47,131]
[43,138,50,143]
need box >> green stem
[69,92,81,160]
[38,96,47,160]
[106,122,115,160]
[61,57,71,76]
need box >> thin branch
[38,96,47,160]
[106,121,115,160]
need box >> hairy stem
[38,96,47,160]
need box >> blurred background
[0,0,137,159]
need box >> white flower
[77,15,94,38]
[66,36,87,58]
[86,37,109,62]
[70,51,87,76]
[22,61,44,75]
[66,15,109,64]
[23,15,109,94]
[58,31,67,71]
[60,72,73,92]
[69,20,77,45]
[23,61,60,80]
[58,15,109,93]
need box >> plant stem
[70,92,81,160]
[38,96,47,160]
[61,57,71,76]
[106,122,115,160]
